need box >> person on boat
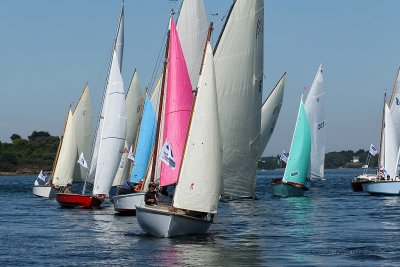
[144,182,159,205]
[386,175,391,181]
[64,183,73,194]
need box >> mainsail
[304,65,325,180]
[112,70,143,186]
[382,103,398,178]
[92,50,126,195]
[174,42,222,213]
[259,73,285,157]
[214,0,264,198]
[89,4,124,182]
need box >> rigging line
[148,24,169,94]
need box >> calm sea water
[1,169,399,266]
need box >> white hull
[362,181,400,195]
[32,185,58,198]
[112,192,146,213]
[136,205,211,237]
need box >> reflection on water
[1,170,400,266]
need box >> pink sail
[160,18,194,186]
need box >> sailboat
[214,0,264,199]
[56,5,126,208]
[136,19,221,237]
[362,95,400,195]
[352,68,400,192]
[32,108,77,198]
[113,93,157,214]
[272,65,325,197]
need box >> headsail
[382,103,398,178]
[259,73,285,157]
[282,98,311,186]
[214,0,264,198]
[304,65,325,180]
[174,42,222,213]
[159,18,194,187]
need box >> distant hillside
[0,131,59,175]
[258,149,378,170]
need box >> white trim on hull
[362,181,400,195]
[32,185,58,198]
[112,192,146,214]
[136,205,211,237]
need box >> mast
[377,92,387,175]
[150,19,171,183]
[389,67,400,107]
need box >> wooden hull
[55,193,104,208]
[32,185,58,198]
[362,181,400,196]
[112,192,146,214]
[271,178,308,197]
[136,205,212,237]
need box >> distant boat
[136,20,222,237]
[361,165,368,169]
[354,68,400,194]
[32,84,92,198]
[362,94,400,195]
[272,65,325,197]
[56,4,126,208]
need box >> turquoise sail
[282,99,311,185]
[129,94,157,183]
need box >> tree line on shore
[0,131,377,174]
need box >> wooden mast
[150,20,171,183]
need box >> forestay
[93,51,126,195]
[304,65,325,180]
[174,42,222,213]
[214,0,264,198]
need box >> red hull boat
[55,193,104,209]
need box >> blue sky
[0,0,399,156]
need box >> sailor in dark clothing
[144,182,159,205]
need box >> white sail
[93,51,126,196]
[53,109,78,186]
[383,103,398,178]
[73,84,92,182]
[89,5,124,182]
[259,73,285,157]
[214,0,264,198]
[304,64,325,180]
[176,0,208,89]
[389,68,400,141]
[174,42,222,213]
[112,70,143,186]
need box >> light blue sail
[129,94,157,183]
[282,99,311,185]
